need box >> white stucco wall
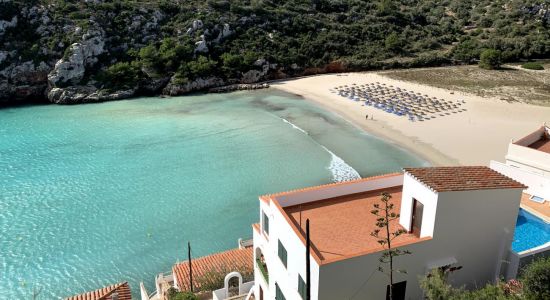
[316,187,523,300]
[254,174,523,300]
[253,198,321,300]
[400,173,439,238]
[506,144,550,178]
[490,160,550,199]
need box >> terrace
[512,125,550,156]
[528,135,550,154]
[521,193,550,223]
[281,186,426,264]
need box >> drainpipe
[188,241,193,293]
[306,219,311,300]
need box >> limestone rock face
[0,51,7,65]
[48,86,136,104]
[241,59,273,84]
[194,35,208,53]
[0,61,51,104]
[0,16,17,37]
[162,77,224,96]
[192,20,203,30]
[47,28,105,87]
[142,77,171,94]
[214,24,233,42]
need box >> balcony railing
[256,258,269,282]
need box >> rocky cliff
[0,1,279,105]
[1,0,548,106]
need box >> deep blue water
[513,208,550,253]
[0,90,428,299]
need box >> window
[278,239,287,268]
[262,211,269,235]
[298,275,306,299]
[410,198,424,237]
[275,283,286,300]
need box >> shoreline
[271,72,550,166]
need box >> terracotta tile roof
[173,247,253,292]
[404,166,527,192]
[64,282,131,300]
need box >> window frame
[298,274,306,299]
[278,239,288,268]
[275,282,286,300]
[262,211,269,236]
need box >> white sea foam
[279,116,361,182]
[322,146,362,182]
[282,118,308,135]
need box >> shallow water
[0,90,427,298]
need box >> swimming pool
[512,209,550,253]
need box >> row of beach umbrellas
[330,82,466,122]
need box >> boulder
[0,16,17,37]
[162,77,224,96]
[48,86,136,104]
[0,51,8,65]
[141,77,171,94]
[194,35,208,53]
[241,59,272,83]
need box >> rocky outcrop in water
[48,86,136,104]
[209,83,269,93]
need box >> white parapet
[490,160,550,200]
[140,282,151,300]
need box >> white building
[503,124,550,178]
[490,124,550,203]
[252,166,525,300]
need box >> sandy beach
[272,72,550,166]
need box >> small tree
[371,192,411,300]
[479,49,502,70]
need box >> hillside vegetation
[1,0,549,105]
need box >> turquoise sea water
[0,90,427,299]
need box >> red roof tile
[64,282,131,300]
[173,247,253,292]
[404,166,527,192]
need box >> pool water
[512,209,550,253]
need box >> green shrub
[99,61,143,90]
[421,269,522,300]
[167,288,199,300]
[521,62,544,70]
[521,257,550,300]
[187,56,218,78]
[479,49,502,70]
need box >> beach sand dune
[272,72,550,166]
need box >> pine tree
[371,192,411,300]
